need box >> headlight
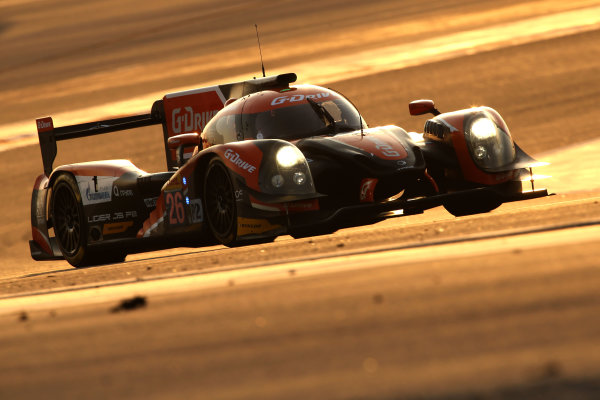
[465,112,516,171]
[470,117,497,140]
[258,141,315,195]
[271,174,284,188]
[293,171,306,185]
[276,146,303,168]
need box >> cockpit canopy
[202,85,367,146]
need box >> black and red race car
[30,73,548,267]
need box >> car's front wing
[288,187,550,234]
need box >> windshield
[241,97,366,141]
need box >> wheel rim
[205,162,235,238]
[53,184,81,255]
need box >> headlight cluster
[265,143,314,194]
[465,112,516,171]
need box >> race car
[30,73,548,267]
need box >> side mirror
[168,133,201,167]
[409,99,440,116]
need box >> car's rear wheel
[51,174,92,267]
[203,158,238,246]
[51,174,126,267]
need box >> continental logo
[172,107,218,134]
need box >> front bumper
[287,187,550,234]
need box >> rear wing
[36,113,159,176]
[36,73,297,175]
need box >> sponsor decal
[237,217,282,236]
[113,211,138,220]
[271,92,330,106]
[367,136,401,158]
[164,87,226,137]
[189,198,203,223]
[103,221,134,235]
[224,149,257,173]
[172,107,219,134]
[86,187,110,202]
[329,130,407,160]
[144,197,158,208]
[359,178,378,203]
[113,186,134,197]
[286,199,320,212]
[164,175,183,191]
[78,176,118,205]
[250,198,283,212]
[36,118,53,132]
[234,189,244,201]
[88,211,137,223]
[88,214,110,223]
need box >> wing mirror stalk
[167,133,201,167]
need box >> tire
[203,158,238,246]
[51,174,126,267]
[443,191,502,217]
[51,174,93,267]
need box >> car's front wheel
[203,158,238,246]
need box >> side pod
[30,174,63,260]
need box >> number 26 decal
[165,191,185,225]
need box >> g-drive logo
[271,92,330,106]
[172,107,219,134]
[224,149,256,173]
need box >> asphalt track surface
[1,1,600,399]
